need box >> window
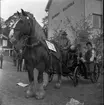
[3,40,7,46]
[92,13,102,29]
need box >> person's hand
[80,57,86,62]
[90,58,93,62]
[63,47,68,50]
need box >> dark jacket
[58,36,70,49]
[84,49,93,62]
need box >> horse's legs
[22,59,25,72]
[13,58,16,66]
[55,62,62,89]
[55,74,62,89]
[19,59,22,72]
[38,71,43,83]
[42,72,49,89]
[18,60,20,71]
[18,59,21,72]
[34,62,48,100]
[17,59,19,72]
[26,66,34,98]
[1,59,2,69]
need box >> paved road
[0,56,103,105]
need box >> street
[0,56,103,105]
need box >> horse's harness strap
[22,35,40,47]
[49,50,53,70]
[26,40,40,47]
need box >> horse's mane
[25,11,34,19]
[25,11,46,41]
[7,10,46,41]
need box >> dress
[84,48,96,73]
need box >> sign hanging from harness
[45,40,57,52]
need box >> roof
[45,0,53,12]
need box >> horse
[9,9,62,100]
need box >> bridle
[10,15,40,49]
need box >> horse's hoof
[55,83,61,89]
[35,90,45,100]
[25,90,34,98]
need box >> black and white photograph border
[0,0,103,105]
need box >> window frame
[92,13,102,29]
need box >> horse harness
[11,15,59,73]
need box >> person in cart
[59,30,71,50]
[58,30,71,63]
[80,42,96,77]
[75,44,88,79]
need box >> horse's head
[9,9,33,50]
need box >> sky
[0,0,48,26]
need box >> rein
[23,15,40,47]
[11,14,41,57]
[17,35,40,58]
[15,16,40,48]
[25,36,40,47]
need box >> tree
[42,15,48,38]
[65,16,92,45]
[66,16,103,66]
[51,15,103,60]
[51,15,91,48]
[2,26,10,36]
[0,17,5,34]
[90,30,103,62]
[2,12,19,37]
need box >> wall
[85,0,102,37]
[48,0,85,44]
[47,0,102,43]
[85,0,102,16]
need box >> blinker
[27,17,29,19]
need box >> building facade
[45,0,103,44]
[0,34,12,56]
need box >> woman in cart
[81,42,96,78]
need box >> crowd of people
[54,30,97,78]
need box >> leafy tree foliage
[42,15,48,38]
[52,15,103,61]
[2,12,19,37]
[0,17,5,34]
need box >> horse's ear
[17,11,20,16]
[21,9,27,16]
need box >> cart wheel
[73,66,79,87]
[48,73,53,82]
[90,63,100,83]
